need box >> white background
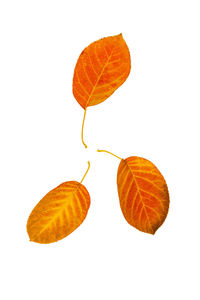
[0,0,200,299]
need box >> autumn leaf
[27,162,91,244]
[98,150,169,234]
[73,34,131,148]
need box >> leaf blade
[117,157,169,234]
[27,181,90,244]
[73,34,131,109]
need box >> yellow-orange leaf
[27,181,90,244]
[117,156,169,234]
[72,33,131,147]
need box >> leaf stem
[80,161,90,184]
[97,149,122,160]
[81,108,87,148]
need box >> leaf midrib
[85,47,114,108]
[123,159,154,232]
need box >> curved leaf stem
[97,149,122,160]
[80,161,90,184]
[81,108,87,148]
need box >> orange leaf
[117,156,169,234]
[73,33,131,109]
[27,163,90,244]
[72,33,131,147]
